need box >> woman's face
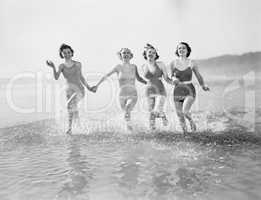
[120,49,132,61]
[62,48,73,59]
[146,48,157,60]
[177,44,188,57]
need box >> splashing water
[0,107,261,200]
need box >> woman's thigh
[154,95,166,112]
[126,96,138,111]
[119,96,138,111]
[183,96,195,113]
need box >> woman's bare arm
[192,62,209,91]
[46,60,63,80]
[78,62,92,91]
[169,61,180,85]
[158,62,174,85]
[95,65,119,87]
[135,65,147,84]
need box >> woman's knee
[126,97,137,111]
[176,112,184,121]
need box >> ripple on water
[0,113,261,199]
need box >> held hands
[171,76,180,86]
[202,85,210,91]
[90,85,98,93]
[172,79,180,86]
[46,60,55,68]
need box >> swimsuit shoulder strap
[155,61,161,69]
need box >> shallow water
[1,78,261,199]
[0,112,261,200]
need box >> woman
[142,44,174,130]
[46,43,95,134]
[170,42,209,133]
[92,48,146,130]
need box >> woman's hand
[46,60,55,68]
[202,85,210,91]
[172,79,180,86]
[90,85,98,93]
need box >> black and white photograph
[0,0,261,199]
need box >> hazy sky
[1,0,260,77]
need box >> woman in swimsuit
[142,44,174,130]
[170,42,209,133]
[93,48,147,129]
[46,44,95,134]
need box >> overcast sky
[0,0,260,77]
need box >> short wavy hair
[175,42,191,57]
[117,48,133,60]
[143,43,159,60]
[59,43,74,58]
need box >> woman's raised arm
[46,60,63,80]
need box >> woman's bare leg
[125,96,137,121]
[67,109,73,135]
[119,96,137,130]
[66,94,80,134]
[183,96,196,132]
[148,96,156,130]
[119,97,129,121]
[73,110,82,128]
[175,101,187,133]
[155,95,168,126]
